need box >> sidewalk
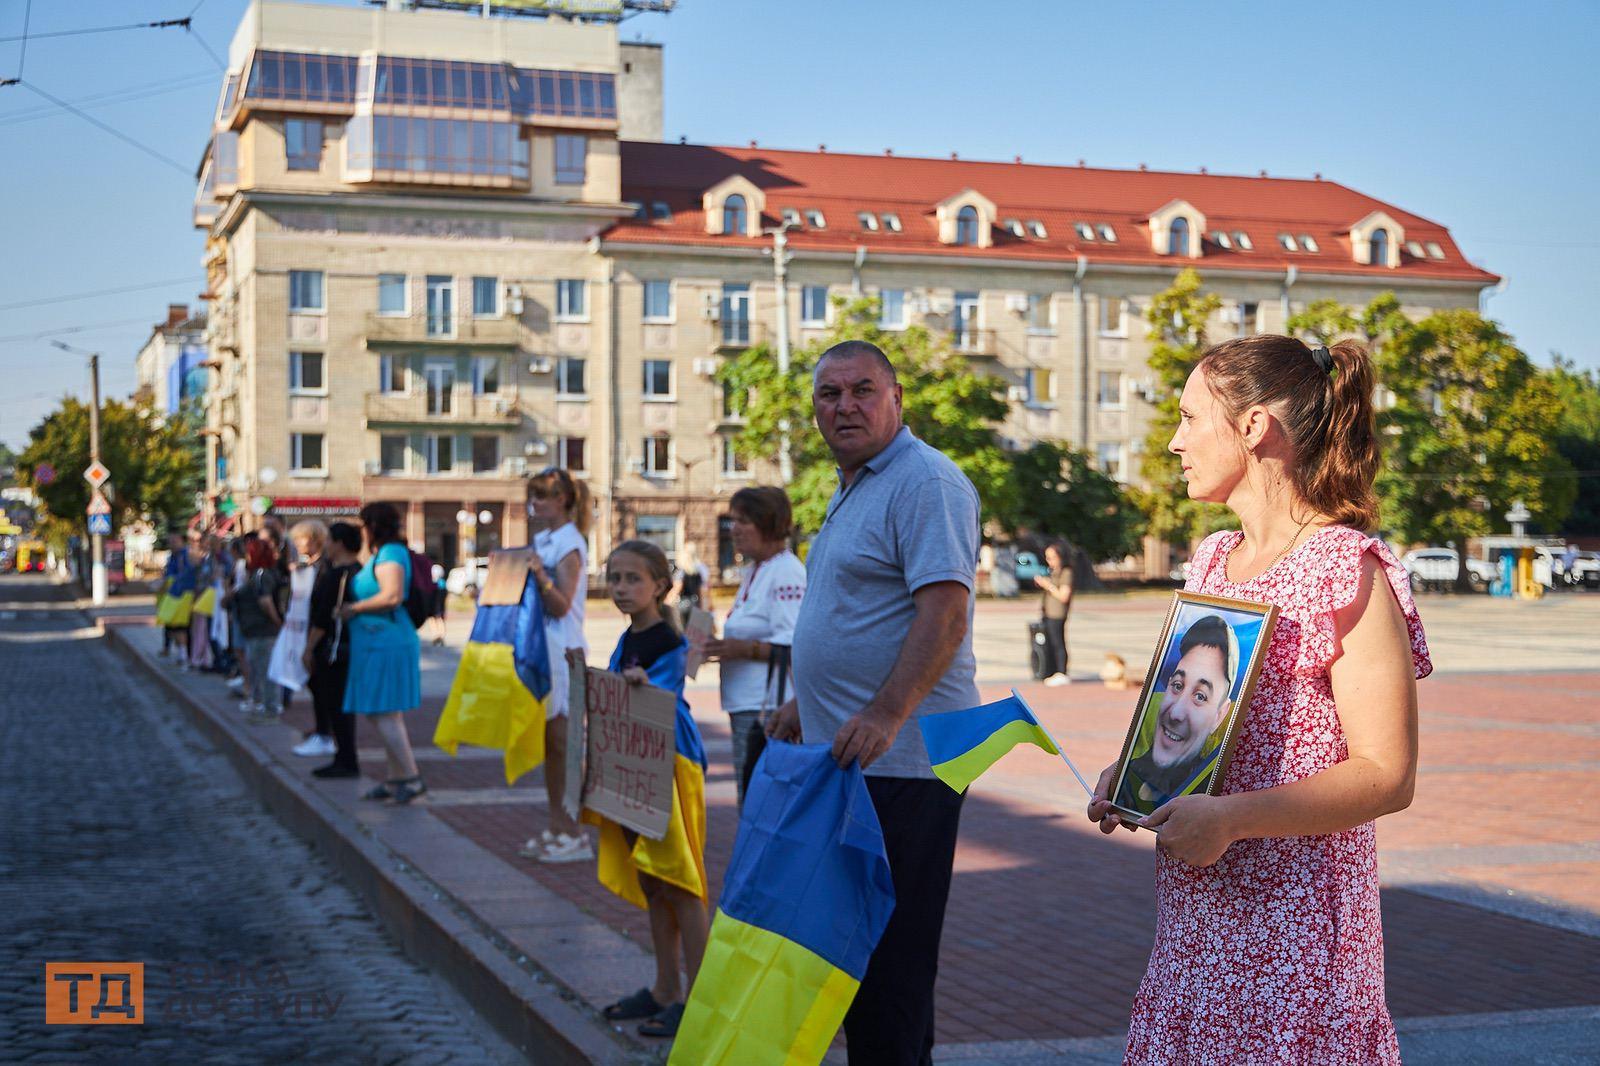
[95,591,1600,1063]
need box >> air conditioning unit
[693,358,720,377]
[526,440,551,458]
[504,456,529,475]
[1004,293,1029,314]
[1007,386,1030,402]
[362,459,383,475]
[528,357,553,374]
[505,284,525,316]
[702,292,719,320]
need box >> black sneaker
[313,764,360,779]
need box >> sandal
[362,781,400,801]
[386,777,428,806]
[602,987,663,1022]
[638,1002,685,1038]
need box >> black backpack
[401,550,437,629]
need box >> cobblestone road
[0,575,521,1065]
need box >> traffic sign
[88,513,112,537]
[87,492,111,516]
[34,463,55,485]
[84,461,111,489]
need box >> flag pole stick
[1011,689,1095,798]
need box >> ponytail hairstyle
[608,538,679,630]
[527,466,593,537]
[1197,334,1380,530]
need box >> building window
[1098,371,1124,408]
[1233,231,1253,250]
[1028,220,1047,239]
[955,205,979,246]
[1098,224,1117,242]
[289,350,325,393]
[635,514,676,560]
[284,118,322,171]
[1026,367,1056,405]
[471,355,500,395]
[1239,302,1259,335]
[1168,217,1191,256]
[425,275,455,336]
[1279,233,1299,251]
[471,435,499,473]
[651,201,672,221]
[1075,222,1095,240]
[1027,293,1053,332]
[642,359,672,398]
[1213,231,1233,249]
[1096,441,1124,481]
[721,436,748,475]
[722,384,747,420]
[1299,234,1320,253]
[553,133,586,184]
[424,361,456,415]
[721,283,750,345]
[290,432,325,473]
[878,289,906,329]
[805,209,826,229]
[379,434,408,473]
[781,207,801,227]
[857,211,879,232]
[289,269,324,312]
[378,273,407,316]
[643,280,673,321]
[379,353,407,394]
[1405,240,1426,258]
[556,279,587,320]
[722,194,747,236]
[472,276,499,316]
[558,436,587,473]
[881,212,902,232]
[801,285,829,326]
[642,436,672,476]
[1099,296,1125,336]
[556,356,586,396]
[1424,241,1444,259]
[426,433,455,474]
[1369,229,1390,265]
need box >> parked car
[1536,546,1600,589]
[1400,548,1493,593]
[445,556,489,596]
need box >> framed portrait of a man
[1109,591,1278,823]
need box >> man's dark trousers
[308,662,355,770]
[844,776,966,1066]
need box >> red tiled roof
[607,142,1498,285]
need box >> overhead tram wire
[0,276,204,313]
[185,25,227,71]
[14,0,33,81]
[0,315,167,347]
[0,71,216,127]
[16,81,192,175]
[0,16,194,45]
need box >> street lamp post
[50,340,106,605]
[767,222,794,484]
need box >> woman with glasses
[519,466,594,863]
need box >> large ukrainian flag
[670,743,895,1066]
[585,638,709,907]
[919,692,1060,793]
[433,568,550,784]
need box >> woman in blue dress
[338,502,426,805]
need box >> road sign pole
[88,355,106,606]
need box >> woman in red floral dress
[1089,334,1431,1065]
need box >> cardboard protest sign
[478,548,536,606]
[683,607,715,680]
[581,667,677,840]
[562,652,588,822]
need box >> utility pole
[769,223,794,484]
[87,354,106,605]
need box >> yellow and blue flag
[669,743,895,1066]
[585,636,709,907]
[919,692,1060,793]
[433,569,550,784]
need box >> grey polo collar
[845,425,913,480]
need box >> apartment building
[196,1,1497,575]
[133,304,209,415]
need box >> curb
[99,619,647,1065]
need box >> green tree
[1543,355,1600,534]
[1132,268,1228,544]
[1286,298,1358,345]
[1373,307,1575,547]
[718,295,1014,533]
[1002,441,1142,562]
[17,397,204,534]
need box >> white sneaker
[292,734,336,757]
[1044,673,1072,687]
[238,699,257,713]
[516,829,559,858]
[226,676,245,692]
[536,833,594,864]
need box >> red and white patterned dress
[1125,526,1432,1066]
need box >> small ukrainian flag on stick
[919,689,1091,795]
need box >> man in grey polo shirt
[769,339,979,1066]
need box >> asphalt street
[0,574,522,1065]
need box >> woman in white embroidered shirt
[704,486,806,809]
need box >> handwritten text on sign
[581,668,676,840]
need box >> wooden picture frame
[1108,591,1279,824]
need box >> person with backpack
[339,502,426,805]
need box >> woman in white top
[521,467,593,863]
[270,520,326,700]
[704,486,806,810]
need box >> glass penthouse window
[244,51,359,105]
[507,67,618,121]
[355,115,530,181]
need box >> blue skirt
[343,622,422,715]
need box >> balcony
[364,313,522,348]
[947,328,1000,358]
[712,321,771,352]
[364,390,522,427]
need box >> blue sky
[2,0,1596,449]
